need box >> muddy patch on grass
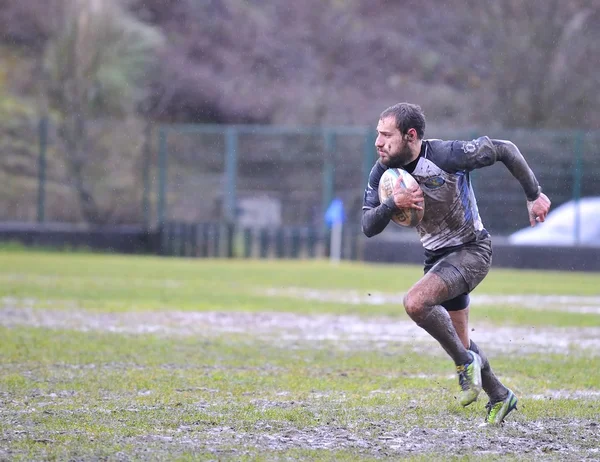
[128,418,600,459]
[3,401,599,460]
[3,296,600,459]
[2,303,600,356]
[263,287,600,314]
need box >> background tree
[2,0,600,225]
[466,0,600,128]
[43,0,163,223]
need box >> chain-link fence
[155,125,374,230]
[428,128,600,235]
[3,119,600,239]
[1,117,151,225]
[159,125,600,236]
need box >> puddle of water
[2,304,600,356]
[262,288,600,314]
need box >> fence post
[259,228,269,258]
[142,122,152,229]
[290,227,301,259]
[243,228,252,258]
[225,222,235,258]
[157,127,168,226]
[572,131,585,245]
[224,127,238,223]
[37,117,48,223]
[322,130,336,228]
[362,128,376,183]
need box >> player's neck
[404,140,422,165]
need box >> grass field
[1,249,600,461]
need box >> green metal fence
[3,119,600,251]
[154,124,376,230]
[1,117,150,225]
[155,124,600,236]
[158,221,361,260]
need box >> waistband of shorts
[424,229,490,258]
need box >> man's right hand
[392,178,424,210]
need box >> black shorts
[423,232,492,311]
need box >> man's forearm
[362,197,396,237]
[492,140,541,201]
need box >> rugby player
[362,102,551,424]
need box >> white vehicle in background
[508,197,600,247]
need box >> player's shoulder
[425,137,495,159]
[368,159,388,180]
[424,138,454,155]
[425,136,497,172]
[422,138,458,167]
[423,135,492,150]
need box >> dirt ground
[2,292,600,460]
[3,291,600,355]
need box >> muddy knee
[403,292,427,322]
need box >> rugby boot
[457,351,482,406]
[485,388,518,425]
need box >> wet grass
[1,250,600,460]
[1,251,600,323]
[470,305,600,327]
[2,326,600,460]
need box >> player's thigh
[404,271,450,312]
[407,238,492,311]
[437,238,493,298]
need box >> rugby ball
[378,168,424,227]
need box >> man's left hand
[527,193,551,227]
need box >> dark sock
[469,340,508,402]
[415,305,472,366]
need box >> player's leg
[447,303,518,423]
[403,271,472,366]
[468,339,518,424]
[448,306,470,348]
[448,308,508,400]
[403,269,482,406]
[466,338,507,403]
[443,238,518,423]
[411,237,493,406]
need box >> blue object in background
[325,198,346,228]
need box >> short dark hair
[380,103,426,139]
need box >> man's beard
[381,146,413,168]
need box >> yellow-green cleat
[485,389,518,425]
[457,351,482,407]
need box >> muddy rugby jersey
[363,136,519,251]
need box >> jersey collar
[403,142,427,174]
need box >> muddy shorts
[423,232,492,311]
